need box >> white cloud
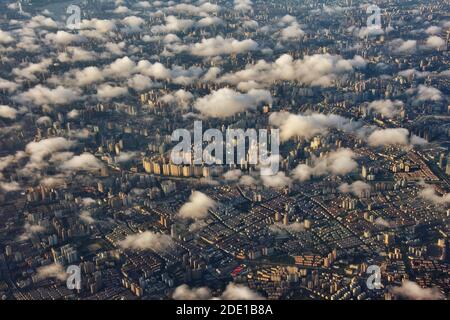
[115,151,138,163]
[26,137,75,164]
[355,26,384,38]
[415,85,442,102]
[45,31,85,45]
[60,153,104,172]
[104,56,137,78]
[114,5,131,14]
[13,58,53,81]
[339,181,371,197]
[118,231,174,251]
[239,175,257,186]
[419,184,450,206]
[0,29,15,44]
[16,85,82,106]
[135,1,152,9]
[390,39,417,54]
[0,155,16,171]
[374,217,391,228]
[234,0,253,12]
[80,198,95,207]
[269,111,361,142]
[40,176,67,188]
[221,283,264,300]
[367,128,410,147]
[197,16,223,27]
[136,60,203,85]
[293,149,358,181]
[242,20,259,29]
[35,264,67,281]
[172,283,264,300]
[128,74,155,91]
[105,41,126,56]
[189,36,258,57]
[0,78,19,92]
[270,222,305,234]
[18,222,46,240]
[178,191,216,220]
[391,280,444,300]
[159,89,193,108]
[188,220,209,232]
[122,16,145,30]
[163,33,181,44]
[280,15,297,25]
[0,181,21,192]
[280,22,305,40]
[223,169,242,181]
[96,84,129,100]
[195,88,272,118]
[398,69,429,79]
[27,15,58,29]
[151,16,194,33]
[261,171,291,188]
[36,116,52,126]
[425,26,441,35]
[173,284,212,300]
[80,18,116,33]
[425,36,446,49]
[80,210,95,224]
[136,61,171,79]
[0,105,17,119]
[219,54,365,88]
[73,66,105,86]
[170,3,220,16]
[367,99,404,118]
[202,67,221,81]
[410,135,428,146]
[57,47,97,62]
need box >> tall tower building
[446,155,450,175]
[384,233,394,246]
[274,212,281,222]
[362,165,368,179]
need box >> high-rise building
[384,233,394,246]
[274,212,281,222]
[362,165,368,179]
[5,245,12,257]
[438,153,446,169]
[304,219,311,229]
